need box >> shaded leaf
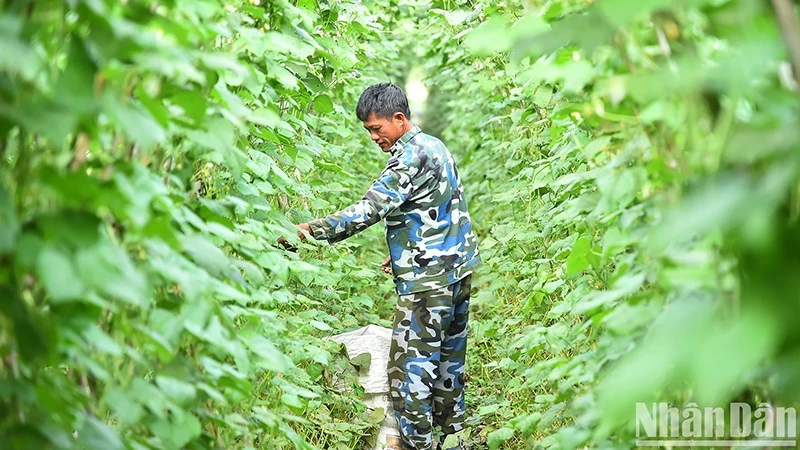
[487,427,515,450]
[36,246,84,302]
[77,417,123,450]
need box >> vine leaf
[566,235,591,276]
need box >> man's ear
[393,112,406,124]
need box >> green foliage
[418,0,800,447]
[0,0,404,449]
[4,0,800,449]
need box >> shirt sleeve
[308,153,419,244]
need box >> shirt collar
[389,125,422,156]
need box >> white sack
[328,324,392,394]
[327,325,401,450]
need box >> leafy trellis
[0,0,408,449]
[419,0,800,448]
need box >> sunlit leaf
[312,94,334,114]
[566,235,591,276]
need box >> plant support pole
[772,0,800,90]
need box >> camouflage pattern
[308,125,480,295]
[388,274,472,450]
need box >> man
[284,82,480,450]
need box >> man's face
[362,112,406,153]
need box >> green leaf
[262,31,316,59]
[478,404,500,416]
[104,390,144,425]
[152,410,202,448]
[186,315,246,364]
[170,90,208,125]
[182,233,230,277]
[367,407,386,424]
[246,335,291,373]
[281,392,305,409]
[572,272,647,315]
[512,413,542,437]
[302,75,326,93]
[77,417,123,450]
[104,96,166,150]
[350,352,371,370]
[309,319,331,331]
[36,246,84,302]
[83,326,123,356]
[136,86,171,127]
[54,35,98,112]
[266,62,298,89]
[0,101,77,143]
[250,107,281,128]
[75,240,148,307]
[155,376,197,407]
[0,15,42,81]
[566,235,591,276]
[222,412,249,434]
[431,9,470,27]
[312,94,334,114]
[131,379,169,419]
[487,427,515,450]
[0,287,54,363]
[512,8,615,57]
[186,117,246,177]
[35,211,101,250]
[583,136,611,160]
[465,16,512,55]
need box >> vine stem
[14,129,28,212]
[772,0,800,93]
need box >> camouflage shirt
[308,125,480,294]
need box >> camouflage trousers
[388,274,472,450]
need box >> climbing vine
[0,0,408,449]
[418,0,800,448]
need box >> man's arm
[305,154,419,244]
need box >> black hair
[356,82,411,121]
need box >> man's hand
[297,223,312,239]
[277,223,312,250]
[380,256,391,275]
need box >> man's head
[356,82,413,152]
